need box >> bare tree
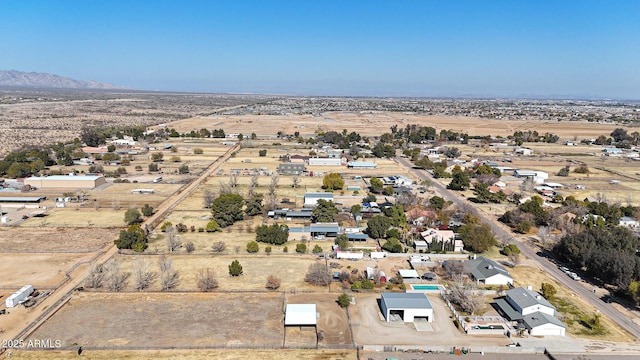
[133,258,155,291]
[265,275,281,290]
[219,181,232,195]
[185,241,195,253]
[212,241,226,253]
[304,263,332,286]
[447,274,482,315]
[158,255,179,290]
[476,173,499,186]
[165,227,181,252]
[229,173,238,188]
[250,173,259,189]
[396,191,418,207]
[196,268,219,291]
[105,259,129,292]
[85,263,106,288]
[291,175,300,189]
[203,189,215,209]
[111,199,121,210]
[520,177,535,193]
[442,260,465,279]
[158,255,173,272]
[268,174,279,196]
[508,252,521,267]
[266,193,278,211]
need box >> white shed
[522,312,566,336]
[6,284,34,308]
[380,292,434,322]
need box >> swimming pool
[410,284,445,291]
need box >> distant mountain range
[0,70,127,90]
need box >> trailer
[370,251,386,259]
[6,285,34,308]
[336,251,364,260]
[366,267,375,280]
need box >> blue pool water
[411,285,444,290]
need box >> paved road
[397,156,640,340]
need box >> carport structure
[284,304,318,347]
[380,292,434,322]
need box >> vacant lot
[28,292,285,348]
[20,208,128,228]
[0,227,117,252]
[114,254,318,291]
[5,349,357,360]
[0,253,91,287]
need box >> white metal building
[24,175,106,189]
[522,312,566,336]
[380,292,434,322]
[303,192,334,207]
[6,285,34,308]
[285,304,317,327]
[308,157,343,166]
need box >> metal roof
[347,233,369,240]
[304,192,334,198]
[465,257,512,281]
[309,223,340,232]
[381,292,432,309]
[522,311,565,329]
[399,269,420,278]
[285,211,312,217]
[505,287,555,311]
[494,298,523,321]
[26,175,103,181]
[285,304,317,326]
[0,196,46,203]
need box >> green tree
[447,171,470,190]
[322,173,344,190]
[502,244,521,256]
[384,205,407,228]
[311,199,338,223]
[211,193,244,227]
[205,219,221,232]
[429,196,446,210]
[383,185,395,196]
[244,193,264,216]
[141,204,154,217]
[228,260,243,276]
[369,177,384,193]
[178,164,189,174]
[382,238,403,253]
[334,234,349,251]
[151,152,164,162]
[296,243,307,253]
[337,293,351,308]
[115,225,147,252]
[541,282,557,299]
[255,224,289,245]
[107,144,116,152]
[246,241,259,253]
[350,204,362,215]
[459,217,496,253]
[124,208,143,225]
[160,221,173,232]
[258,149,267,157]
[366,215,392,239]
[312,244,323,253]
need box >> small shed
[377,271,387,283]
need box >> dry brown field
[4,348,356,360]
[164,113,623,139]
[20,208,128,228]
[0,253,91,288]
[27,292,285,348]
[0,227,117,252]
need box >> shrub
[265,275,281,290]
[337,293,351,308]
[193,148,204,154]
[296,243,307,253]
[246,241,259,253]
[228,260,243,276]
[258,149,267,157]
[312,244,323,254]
[160,221,172,232]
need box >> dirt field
[165,113,622,140]
[3,349,357,360]
[0,227,117,252]
[28,292,285,348]
[286,293,352,346]
[0,253,92,288]
[20,208,128,228]
[113,254,318,291]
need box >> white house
[522,312,566,336]
[464,257,513,286]
[303,192,333,207]
[515,148,534,156]
[380,292,434,322]
[420,228,463,252]
[619,216,639,229]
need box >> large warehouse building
[380,292,434,322]
[24,175,106,189]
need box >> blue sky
[1,1,639,98]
